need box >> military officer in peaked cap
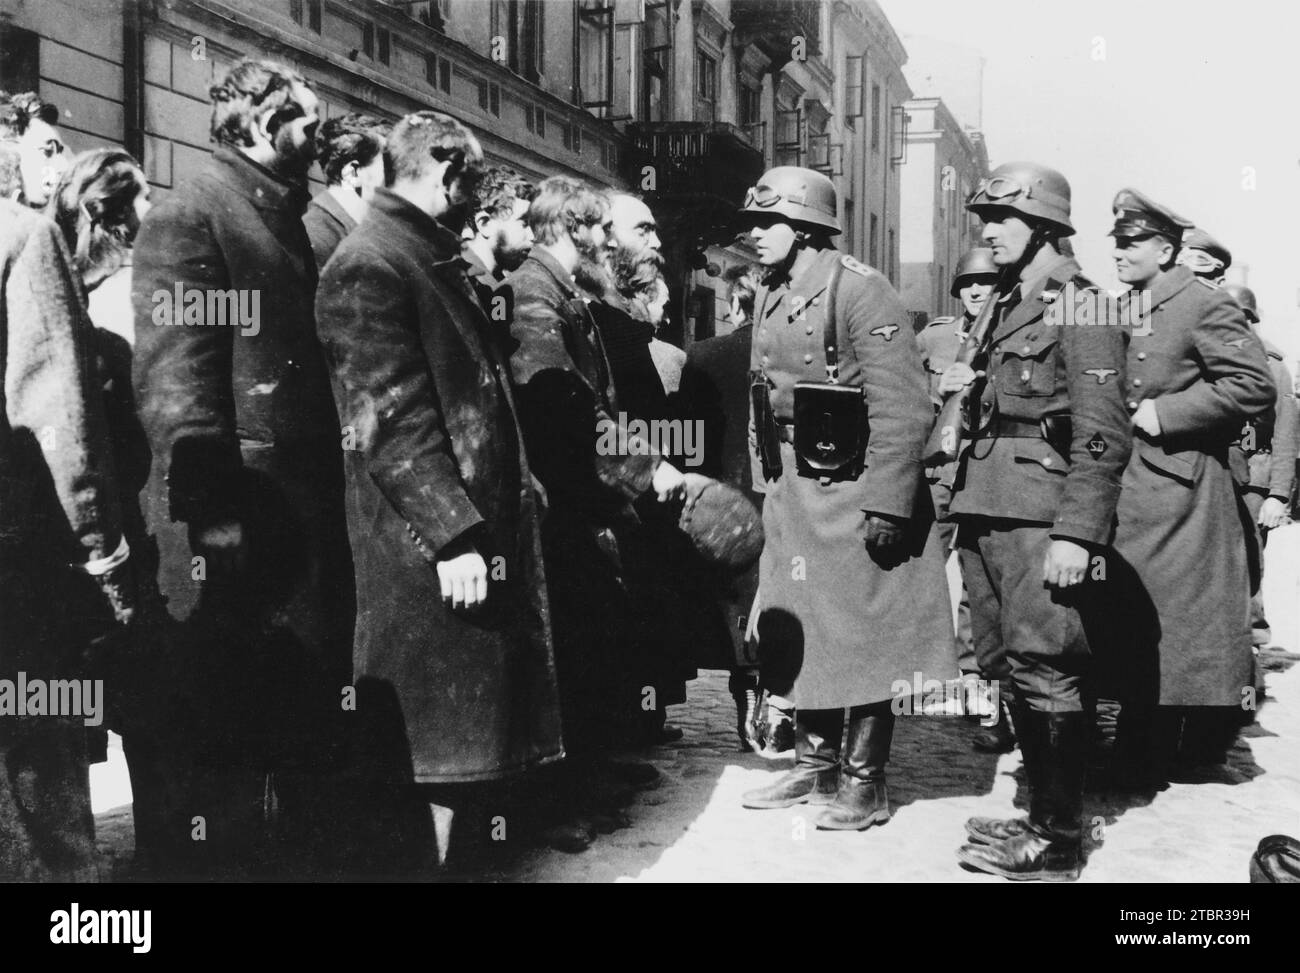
[737,166,955,831]
[1222,284,1296,668]
[944,162,1132,881]
[1178,227,1232,284]
[1105,189,1274,785]
[918,250,996,740]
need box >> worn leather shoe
[957,832,1081,882]
[964,815,1030,845]
[814,778,890,830]
[742,766,839,809]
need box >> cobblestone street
[93,526,1300,882]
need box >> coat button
[1132,379,1142,387]
[1042,456,1053,467]
[982,399,992,411]
[805,325,814,335]
[803,353,814,364]
[762,355,771,367]
[1137,351,1147,360]
[1020,369,1031,382]
[811,297,821,306]
[1128,400,1138,410]
[1022,345,1031,354]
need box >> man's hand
[1043,539,1090,588]
[652,461,686,502]
[436,549,489,610]
[97,561,137,626]
[863,513,906,551]
[1132,399,1162,439]
[189,518,247,577]
[938,363,984,395]
[1259,497,1289,530]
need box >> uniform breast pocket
[998,338,1059,397]
[1012,438,1068,477]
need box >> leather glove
[862,513,906,551]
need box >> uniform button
[1022,345,1031,354]
[1128,400,1138,410]
[805,325,814,335]
[1020,369,1031,382]
[1132,379,1142,387]
[1137,352,1147,361]
[982,400,992,411]
[811,297,821,306]
[803,353,814,364]
[762,356,771,367]
[1042,457,1053,467]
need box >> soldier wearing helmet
[1104,189,1274,787]
[1221,283,1296,661]
[941,162,1132,882]
[917,249,998,740]
[737,165,955,832]
[1178,227,1232,283]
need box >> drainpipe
[122,0,146,162]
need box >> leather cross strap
[823,258,845,382]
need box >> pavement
[92,525,1300,882]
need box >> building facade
[3,0,913,346]
[898,95,988,328]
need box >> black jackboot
[815,702,893,830]
[966,685,1032,843]
[741,708,842,809]
[958,710,1086,881]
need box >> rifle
[923,266,1015,466]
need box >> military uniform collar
[990,253,1080,344]
[1142,264,1197,310]
[762,247,836,320]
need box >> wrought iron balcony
[730,0,822,67]
[624,121,766,207]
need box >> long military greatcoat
[315,189,562,782]
[1112,267,1274,707]
[749,247,955,708]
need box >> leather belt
[983,417,1043,439]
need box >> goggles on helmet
[743,183,812,208]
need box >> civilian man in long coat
[315,113,562,865]
[1,187,134,881]
[505,178,688,840]
[1104,190,1274,784]
[737,167,955,831]
[132,59,353,875]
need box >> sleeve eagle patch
[871,324,900,341]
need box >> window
[490,1,518,71]
[696,50,717,122]
[739,83,761,126]
[870,83,881,151]
[577,0,614,115]
[888,228,896,284]
[642,0,672,121]
[289,0,303,24]
[844,55,863,125]
[525,104,547,137]
[377,28,391,65]
[307,0,322,33]
[478,81,502,117]
[362,22,375,59]
[425,53,451,92]
[774,106,803,166]
[523,0,544,82]
[869,213,879,268]
[562,122,583,154]
[0,21,40,93]
[844,197,855,253]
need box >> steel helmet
[737,166,841,234]
[966,161,1074,236]
[949,247,998,297]
[1223,283,1259,323]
